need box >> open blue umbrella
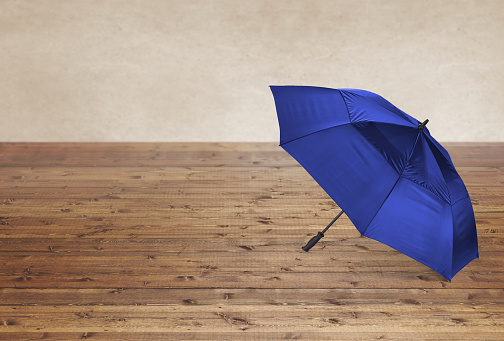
[270,85,478,281]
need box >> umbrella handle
[302,232,325,251]
[302,210,344,252]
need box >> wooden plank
[0,305,502,332]
[0,287,502,305]
[0,289,502,337]
[1,270,503,290]
[1,234,502,251]
[0,250,500,274]
[0,333,503,341]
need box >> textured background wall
[1,0,502,142]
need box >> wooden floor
[0,142,503,340]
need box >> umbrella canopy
[270,85,479,281]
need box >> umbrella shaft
[322,210,344,234]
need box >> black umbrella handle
[302,210,344,252]
[302,232,325,252]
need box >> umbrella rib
[340,89,418,126]
[281,120,415,147]
[450,195,470,206]
[359,131,422,236]
[339,89,353,123]
[279,123,353,147]
[401,176,451,205]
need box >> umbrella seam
[338,89,353,123]
[340,90,418,132]
[279,123,353,146]
[340,89,418,126]
[423,134,471,205]
[400,133,452,204]
[280,121,418,148]
[401,176,451,204]
[360,131,422,235]
[450,195,471,206]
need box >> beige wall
[1,0,503,142]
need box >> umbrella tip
[418,119,429,130]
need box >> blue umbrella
[270,85,479,281]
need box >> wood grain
[0,142,503,340]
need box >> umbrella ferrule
[418,119,429,130]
